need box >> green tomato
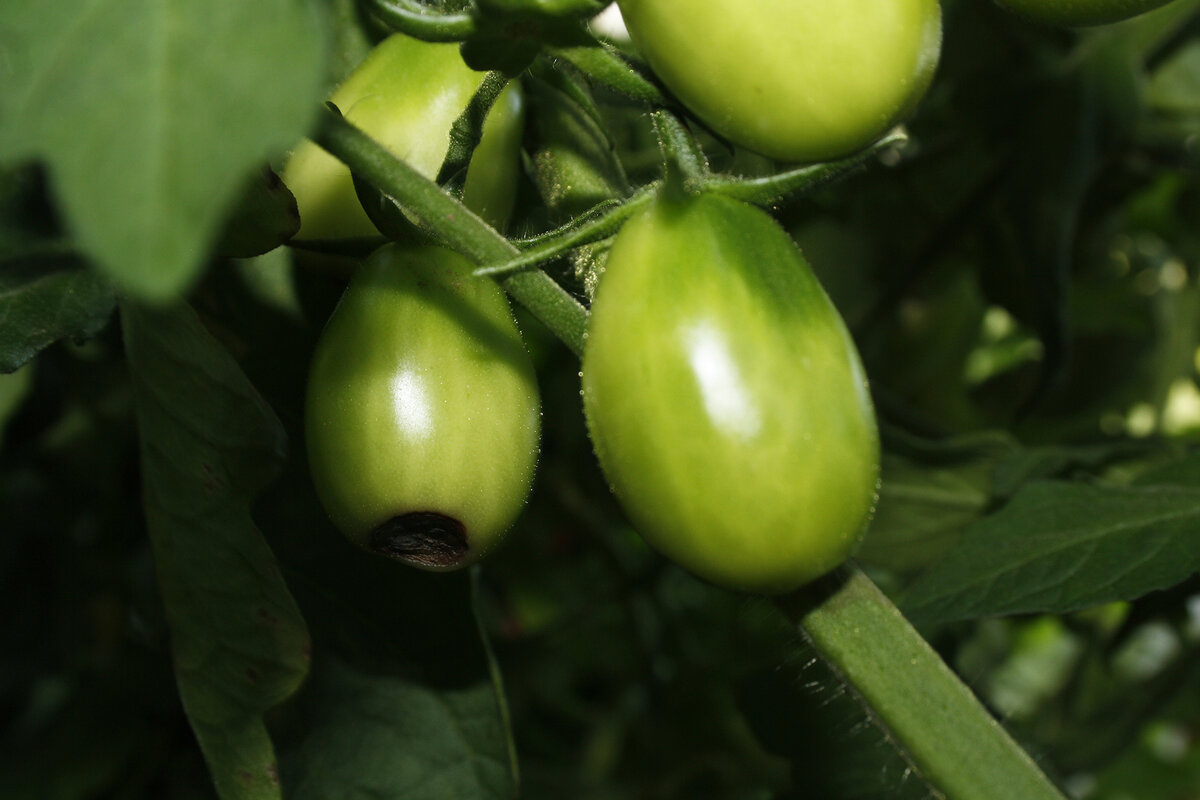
[282,33,525,240]
[581,191,880,594]
[992,0,1174,25]
[305,244,540,570]
[615,0,942,163]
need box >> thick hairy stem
[777,567,1067,800]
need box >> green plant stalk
[779,567,1067,800]
[366,0,478,41]
[438,70,511,189]
[314,106,1066,798]
[549,43,668,105]
[651,109,709,190]
[515,198,622,247]
[313,108,589,356]
[704,128,909,207]
[475,184,658,278]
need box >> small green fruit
[615,0,942,162]
[582,192,880,594]
[305,244,540,569]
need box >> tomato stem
[549,42,669,105]
[365,0,479,42]
[651,110,709,193]
[778,567,1068,800]
[313,107,590,356]
[438,71,513,192]
[474,183,659,278]
[704,128,909,207]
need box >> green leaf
[122,302,310,800]
[0,249,115,372]
[0,0,326,301]
[1133,450,1200,487]
[1145,41,1200,115]
[269,534,519,799]
[901,481,1200,625]
[989,440,1152,497]
[280,648,517,800]
[856,453,991,578]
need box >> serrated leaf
[0,249,116,372]
[122,302,310,800]
[901,481,1200,625]
[0,0,325,300]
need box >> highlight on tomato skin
[614,0,942,163]
[581,190,881,595]
[992,0,1175,26]
[304,244,541,571]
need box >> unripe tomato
[615,0,942,163]
[282,34,525,239]
[305,244,540,570]
[581,191,880,594]
[992,0,1174,25]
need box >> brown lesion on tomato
[369,511,469,568]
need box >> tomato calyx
[369,511,471,568]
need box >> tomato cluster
[290,0,1174,590]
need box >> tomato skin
[581,192,880,594]
[305,244,540,570]
[993,0,1174,25]
[282,34,524,240]
[615,0,942,163]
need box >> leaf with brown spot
[123,301,310,800]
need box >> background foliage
[3,0,1200,797]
